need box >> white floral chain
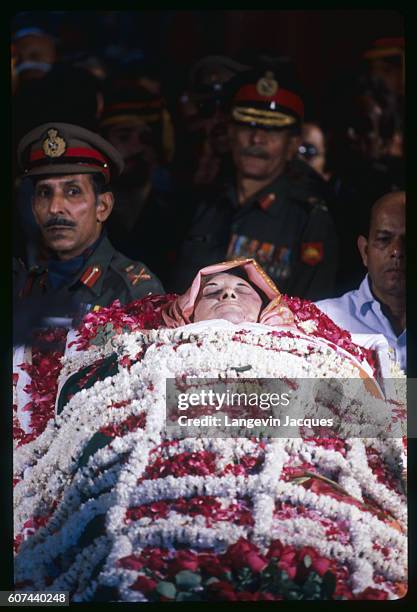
[14,325,407,599]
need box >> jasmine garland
[13,309,406,601]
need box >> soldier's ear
[96,191,114,222]
[357,235,368,267]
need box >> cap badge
[42,128,67,158]
[256,71,279,97]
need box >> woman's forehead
[203,272,250,284]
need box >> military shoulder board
[124,264,151,286]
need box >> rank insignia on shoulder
[80,265,102,287]
[300,242,324,266]
[259,193,276,210]
[125,264,151,286]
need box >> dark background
[12,9,405,100]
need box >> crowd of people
[12,15,406,371]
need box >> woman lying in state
[162,258,295,327]
[13,259,406,602]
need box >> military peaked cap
[228,64,304,129]
[17,122,124,183]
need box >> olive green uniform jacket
[15,235,164,310]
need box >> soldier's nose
[250,128,266,144]
[48,192,66,215]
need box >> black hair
[228,269,270,307]
[90,173,112,197]
[204,268,270,308]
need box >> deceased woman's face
[193,272,263,324]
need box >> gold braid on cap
[232,107,296,127]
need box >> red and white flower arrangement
[13,296,406,601]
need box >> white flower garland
[14,322,407,600]
[13,345,34,434]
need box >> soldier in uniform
[14,122,164,327]
[172,65,338,301]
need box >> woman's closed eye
[202,282,253,297]
[202,289,222,297]
[235,285,254,294]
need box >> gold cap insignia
[256,71,279,97]
[42,128,67,158]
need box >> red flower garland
[14,328,67,447]
[70,294,376,375]
[117,538,393,601]
[73,294,176,351]
[285,296,377,373]
[125,495,254,527]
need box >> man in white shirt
[316,191,406,371]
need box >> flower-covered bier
[13,287,406,601]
